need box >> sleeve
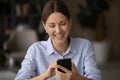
[84,41,102,80]
[15,45,36,80]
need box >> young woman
[15,0,101,80]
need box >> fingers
[71,62,78,72]
[49,61,57,69]
[46,61,57,77]
[57,65,71,73]
[47,61,74,79]
[51,61,57,66]
[56,69,71,80]
[56,65,72,80]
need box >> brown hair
[41,0,71,24]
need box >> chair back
[7,29,38,51]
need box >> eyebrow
[60,19,67,23]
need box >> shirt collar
[66,37,76,54]
[46,37,54,56]
[46,37,76,56]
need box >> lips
[55,34,64,40]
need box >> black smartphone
[57,58,71,73]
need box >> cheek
[46,29,54,35]
[64,27,70,33]
[66,27,71,35]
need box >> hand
[29,61,57,80]
[70,63,81,80]
[70,63,93,80]
[56,65,72,80]
[45,61,57,78]
[56,62,81,80]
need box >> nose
[55,26,61,33]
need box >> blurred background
[0,0,120,80]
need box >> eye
[60,22,66,26]
[48,24,55,28]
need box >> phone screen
[57,58,71,73]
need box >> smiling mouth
[55,34,64,40]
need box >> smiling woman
[43,12,71,53]
[15,0,101,80]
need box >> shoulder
[71,37,93,51]
[72,37,92,45]
[28,40,47,50]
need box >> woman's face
[43,12,72,44]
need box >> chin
[55,38,67,44]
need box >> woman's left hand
[55,62,81,80]
[55,64,72,80]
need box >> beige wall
[106,0,120,60]
[64,0,120,60]
[64,0,96,40]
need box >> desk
[0,70,16,80]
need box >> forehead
[46,12,68,23]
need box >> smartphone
[57,58,71,73]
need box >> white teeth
[55,35,63,39]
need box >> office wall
[106,0,120,60]
[64,0,120,60]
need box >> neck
[53,38,70,55]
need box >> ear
[42,21,47,30]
